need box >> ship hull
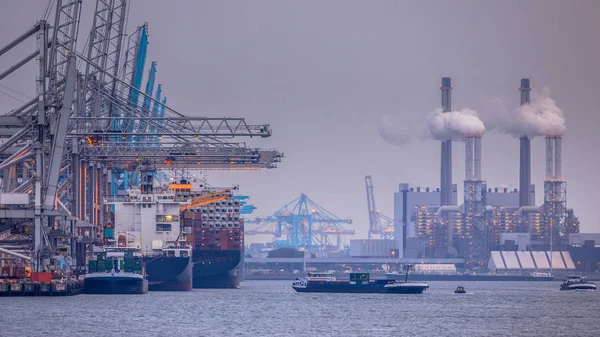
[192,250,241,289]
[145,256,193,291]
[293,282,428,294]
[84,274,148,294]
[560,283,597,291]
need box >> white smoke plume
[377,113,428,146]
[427,108,486,141]
[482,87,566,138]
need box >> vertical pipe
[465,136,473,180]
[545,137,554,180]
[83,164,87,222]
[554,137,562,180]
[519,78,532,207]
[474,135,482,180]
[440,77,452,206]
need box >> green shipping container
[350,273,370,283]
[89,260,97,272]
[104,228,114,238]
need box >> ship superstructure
[109,176,193,291]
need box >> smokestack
[545,137,554,180]
[474,135,482,180]
[440,77,453,206]
[519,78,532,207]
[465,135,474,180]
[554,137,562,179]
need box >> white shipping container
[0,193,29,205]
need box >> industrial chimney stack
[440,77,453,206]
[519,78,532,207]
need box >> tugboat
[454,286,466,294]
[83,248,148,294]
[559,275,597,291]
[292,265,429,294]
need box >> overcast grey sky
[1,0,599,241]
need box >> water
[1,280,599,337]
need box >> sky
[1,0,599,243]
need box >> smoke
[483,87,566,138]
[377,113,427,146]
[427,108,486,141]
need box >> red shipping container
[31,272,52,283]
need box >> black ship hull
[84,275,148,294]
[293,282,428,294]
[144,256,193,291]
[192,250,241,288]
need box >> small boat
[292,265,429,294]
[454,286,466,294]
[560,275,596,291]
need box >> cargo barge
[83,249,148,294]
[293,271,429,294]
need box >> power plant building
[393,77,580,267]
[393,184,457,258]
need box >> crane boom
[179,190,232,211]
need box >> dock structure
[0,279,83,297]
[0,0,282,278]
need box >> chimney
[440,77,453,206]
[519,78,532,207]
[554,137,562,179]
[545,136,554,180]
[465,135,474,180]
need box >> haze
[1,0,599,240]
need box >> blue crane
[245,194,354,252]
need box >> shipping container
[31,272,52,283]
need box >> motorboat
[560,275,596,291]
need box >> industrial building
[394,77,580,269]
[487,251,576,275]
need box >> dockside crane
[0,0,284,274]
[245,194,354,252]
[365,175,394,240]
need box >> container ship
[109,176,193,291]
[179,182,244,289]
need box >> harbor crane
[0,0,283,273]
[245,194,354,252]
[365,175,394,240]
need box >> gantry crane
[365,175,394,240]
[0,0,283,273]
[245,194,354,252]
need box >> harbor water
[1,280,599,337]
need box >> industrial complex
[1,1,599,294]
[245,78,599,277]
